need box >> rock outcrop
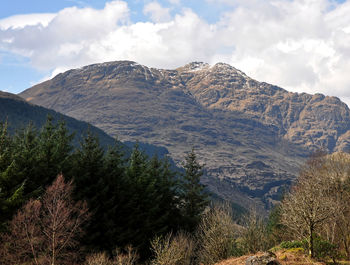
[245,252,281,265]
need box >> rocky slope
[19,61,350,210]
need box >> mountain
[0,90,117,147]
[19,61,350,210]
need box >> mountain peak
[19,60,350,211]
[178,62,210,72]
[211,62,248,77]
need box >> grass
[214,250,327,265]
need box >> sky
[1,0,350,105]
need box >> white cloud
[143,1,171,23]
[1,0,350,106]
[0,13,56,30]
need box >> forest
[1,117,350,264]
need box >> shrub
[150,232,194,265]
[86,252,112,265]
[86,246,138,265]
[196,204,242,264]
[114,246,139,265]
[241,209,270,253]
[313,236,339,261]
[280,240,306,249]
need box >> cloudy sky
[1,0,350,105]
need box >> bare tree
[318,152,350,259]
[241,208,269,254]
[196,204,240,264]
[0,199,43,264]
[0,174,89,265]
[281,154,337,258]
[150,232,193,265]
[86,246,138,265]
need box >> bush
[86,246,138,265]
[86,252,112,265]
[150,232,194,265]
[280,240,306,249]
[313,236,339,261]
[280,237,340,261]
[196,204,242,264]
[241,209,270,253]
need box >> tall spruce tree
[36,116,74,186]
[0,118,74,231]
[11,123,40,198]
[147,155,181,232]
[96,139,126,251]
[116,146,180,259]
[180,147,209,232]
[0,121,24,231]
[72,129,106,249]
[122,144,153,255]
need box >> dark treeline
[0,116,209,260]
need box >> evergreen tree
[180,147,209,232]
[122,144,153,254]
[148,155,181,232]
[0,118,74,231]
[115,146,181,259]
[96,139,126,251]
[0,121,24,231]
[11,123,39,198]
[36,116,74,186]
[72,129,106,249]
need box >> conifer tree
[94,139,126,251]
[148,155,181,232]
[72,129,106,249]
[11,123,39,198]
[180,148,209,232]
[0,121,24,231]
[36,116,74,186]
[116,146,180,259]
[122,144,153,254]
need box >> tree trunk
[309,225,314,258]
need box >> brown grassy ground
[215,249,327,265]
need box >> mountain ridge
[19,60,350,210]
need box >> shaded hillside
[20,61,350,209]
[0,91,115,147]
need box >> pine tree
[97,139,126,250]
[11,123,39,198]
[36,116,74,186]
[122,144,153,254]
[72,129,106,249]
[180,147,209,232]
[148,155,182,232]
[0,121,24,232]
[115,146,181,259]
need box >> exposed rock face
[245,252,281,265]
[19,61,350,210]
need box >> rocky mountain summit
[19,61,350,210]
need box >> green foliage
[0,117,75,231]
[0,119,213,261]
[180,147,209,232]
[313,235,340,260]
[280,240,307,249]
